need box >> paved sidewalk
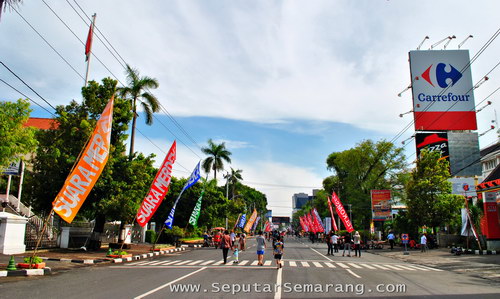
[369,247,500,282]
[0,243,195,277]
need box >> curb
[475,250,497,255]
[0,267,51,277]
[181,244,202,248]
[111,247,186,263]
[40,257,109,264]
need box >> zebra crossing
[124,259,443,272]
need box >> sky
[2,0,500,217]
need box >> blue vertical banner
[238,214,247,228]
[165,162,201,229]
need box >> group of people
[387,231,433,252]
[218,230,285,269]
[324,231,362,257]
[216,230,247,264]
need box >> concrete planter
[17,262,46,269]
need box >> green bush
[112,250,128,255]
[145,230,156,243]
[24,256,43,264]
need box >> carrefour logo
[421,63,462,88]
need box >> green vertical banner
[188,190,204,227]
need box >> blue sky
[2,1,500,216]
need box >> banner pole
[30,208,54,268]
[119,214,138,252]
[152,224,166,251]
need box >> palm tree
[224,168,243,199]
[1,0,23,20]
[117,64,159,159]
[201,139,232,180]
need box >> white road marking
[289,261,297,267]
[274,264,283,299]
[134,267,207,299]
[348,263,363,269]
[324,262,336,268]
[359,263,376,270]
[336,262,349,269]
[173,260,192,265]
[300,261,310,267]
[199,260,215,265]
[251,261,259,266]
[391,264,416,271]
[384,264,404,271]
[312,262,323,268]
[264,260,272,266]
[346,269,361,278]
[239,260,249,265]
[416,265,443,272]
[187,260,202,265]
[162,260,180,265]
[372,264,390,270]
[149,260,170,265]
[309,247,333,262]
[407,265,431,271]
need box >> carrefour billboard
[409,50,477,131]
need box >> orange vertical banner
[243,209,258,232]
[53,96,114,223]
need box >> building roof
[480,142,500,158]
[477,162,500,192]
[23,117,59,130]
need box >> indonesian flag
[327,196,338,231]
[85,21,94,61]
[331,191,354,232]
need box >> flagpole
[84,13,96,86]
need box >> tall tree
[0,99,37,170]
[0,0,22,20]
[405,149,462,229]
[26,78,157,248]
[201,139,232,180]
[224,167,243,199]
[326,140,407,229]
[117,64,159,159]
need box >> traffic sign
[402,233,409,244]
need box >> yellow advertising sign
[53,96,114,223]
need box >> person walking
[332,232,339,253]
[420,234,427,253]
[387,232,396,250]
[221,230,232,264]
[230,230,236,247]
[239,233,246,251]
[232,244,239,264]
[342,233,352,257]
[273,236,284,269]
[256,230,266,266]
[326,231,333,255]
[353,231,361,257]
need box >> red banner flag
[299,216,308,232]
[136,141,176,227]
[331,191,354,232]
[264,221,272,232]
[307,212,316,233]
[312,208,325,233]
[327,196,338,231]
[85,20,94,61]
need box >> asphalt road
[1,237,499,298]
